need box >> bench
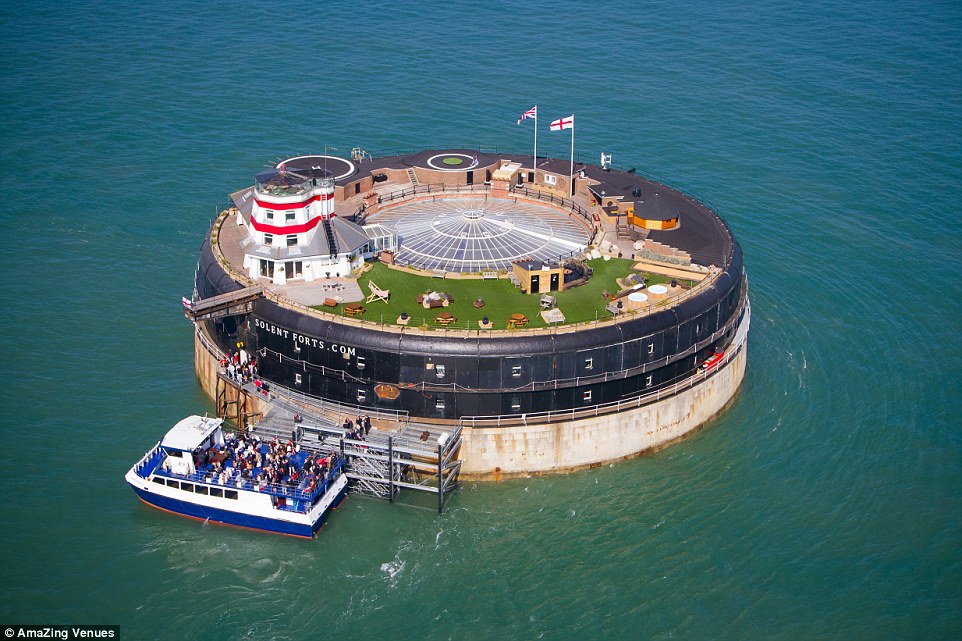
[323,298,338,308]
[482,271,498,280]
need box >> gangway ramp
[185,285,263,321]
[240,383,462,512]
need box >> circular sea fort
[191,147,750,479]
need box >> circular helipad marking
[278,155,357,181]
[461,208,484,220]
[426,153,479,171]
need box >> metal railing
[459,299,750,429]
[152,458,347,510]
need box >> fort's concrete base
[458,344,746,479]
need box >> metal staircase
[406,168,420,185]
[346,444,402,501]
[321,216,338,258]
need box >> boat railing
[152,458,347,509]
[133,442,164,479]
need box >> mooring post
[437,442,444,513]
[388,436,394,503]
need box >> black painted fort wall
[196,229,747,419]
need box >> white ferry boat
[125,415,348,538]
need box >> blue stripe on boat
[130,484,347,538]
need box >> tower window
[648,343,655,355]
[265,210,274,220]
[435,398,445,410]
[294,373,302,385]
[583,390,592,402]
[510,397,521,412]
[511,365,522,377]
[287,235,297,247]
[264,234,273,246]
[435,364,446,378]
[645,375,653,387]
[286,212,295,221]
[584,357,593,370]
[357,389,366,402]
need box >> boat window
[194,485,209,495]
[210,488,223,498]
[165,479,178,487]
[166,450,182,458]
[181,482,194,492]
[152,478,164,485]
[225,490,239,500]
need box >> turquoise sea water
[1,1,960,639]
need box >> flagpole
[533,107,538,184]
[569,114,575,198]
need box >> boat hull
[127,474,348,538]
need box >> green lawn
[316,258,643,330]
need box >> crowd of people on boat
[195,432,340,497]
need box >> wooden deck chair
[366,280,390,304]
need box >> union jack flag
[517,106,537,124]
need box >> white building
[229,166,376,284]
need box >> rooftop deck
[210,185,720,336]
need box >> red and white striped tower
[249,166,335,250]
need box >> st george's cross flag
[550,115,574,131]
[517,106,537,124]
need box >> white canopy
[161,416,223,451]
